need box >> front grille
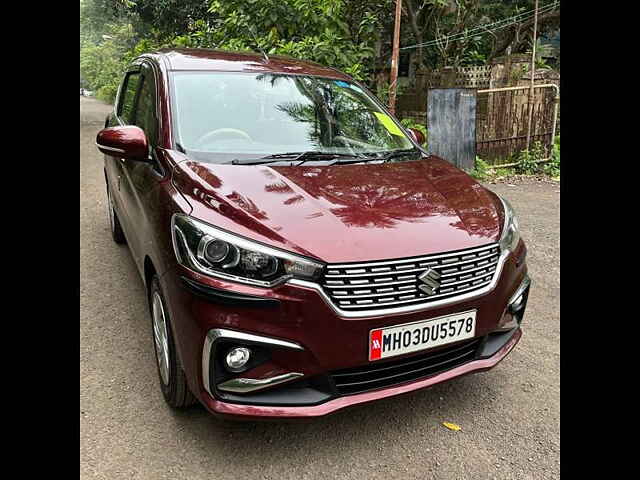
[331,338,481,395]
[322,244,500,311]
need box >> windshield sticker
[333,80,364,93]
[373,112,405,137]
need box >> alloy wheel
[152,291,170,386]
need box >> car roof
[143,48,352,81]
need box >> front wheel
[149,276,196,408]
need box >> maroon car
[96,48,530,419]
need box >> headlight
[171,214,324,287]
[499,197,520,252]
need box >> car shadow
[165,368,511,460]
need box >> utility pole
[388,0,402,115]
[525,0,539,150]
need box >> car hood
[172,157,503,263]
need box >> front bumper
[200,326,521,419]
[159,241,529,419]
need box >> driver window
[118,72,141,125]
[134,72,158,147]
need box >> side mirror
[96,126,149,161]
[407,127,426,146]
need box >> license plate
[369,310,477,361]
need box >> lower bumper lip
[200,328,522,419]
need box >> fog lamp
[225,347,251,372]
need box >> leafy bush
[80,23,138,103]
[493,167,511,178]
[543,135,560,177]
[470,156,491,181]
[515,141,546,175]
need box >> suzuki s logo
[418,268,441,296]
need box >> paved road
[80,96,559,479]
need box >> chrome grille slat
[325,278,418,290]
[325,267,427,279]
[374,277,394,283]
[345,268,366,274]
[335,280,493,309]
[333,288,419,299]
[328,243,498,269]
[321,244,500,312]
[440,263,497,278]
[324,252,498,279]
[330,276,494,302]
[427,272,493,289]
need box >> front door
[105,69,142,240]
[117,62,164,271]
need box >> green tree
[204,0,388,81]
[127,0,214,37]
[402,0,560,69]
[79,0,560,103]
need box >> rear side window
[118,72,141,124]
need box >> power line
[400,3,557,50]
[399,1,559,51]
[401,3,557,51]
[400,4,555,51]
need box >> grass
[471,137,560,182]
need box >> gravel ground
[80,96,559,480]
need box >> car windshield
[169,72,417,163]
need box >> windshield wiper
[230,151,368,166]
[379,148,421,162]
[292,151,373,166]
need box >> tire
[106,185,126,245]
[149,276,196,408]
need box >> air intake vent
[331,338,481,395]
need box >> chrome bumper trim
[202,328,304,398]
[217,372,304,394]
[509,274,532,306]
[496,274,531,332]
